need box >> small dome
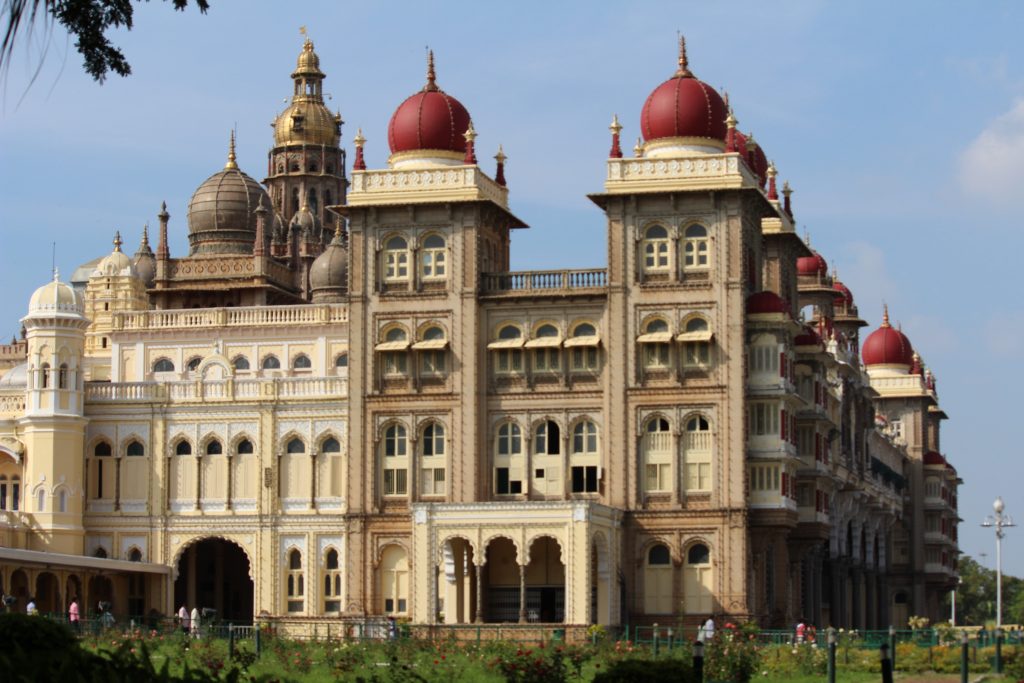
[797,251,828,277]
[92,232,136,278]
[27,275,83,319]
[70,257,103,288]
[733,130,769,186]
[794,325,822,348]
[289,204,321,237]
[187,137,271,256]
[274,101,340,148]
[387,52,471,163]
[640,39,727,148]
[133,228,156,288]
[862,307,913,367]
[310,229,348,302]
[923,451,946,466]
[294,38,323,76]
[0,362,27,388]
[746,290,788,315]
[833,280,854,307]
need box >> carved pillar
[518,563,527,623]
[114,455,121,512]
[475,562,484,623]
[310,450,318,510]
[225,453,233,511]
[195,453,202,511]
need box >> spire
[881,304,891,328]
[157,201,170,260]
[353,128,366,171]
[674,34,692,78]
[494,145,507,186]
[745,131,757,169]
[424,49,439,92]
[766,161,778,201]
[225,130,238,170]
[332,220,344,245]
[634,136,644,158]
[253,196,267,257]
[609,114,623,159]
[463,122,477,164]
[782,181,793,217]
[725,109,738,153]
[113,231,122,253]
[140,223,150,248]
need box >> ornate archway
[173,537,254,623]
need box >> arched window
[0,475,6,510]
[568,322,600,372]
[639,318,672,370]
[642,417,672,493]
[40,362,50,388]
[94,547,108,559]
[58,363,68,389]
[286,438,305,454]
[379,545,409,615]
[684,416,712,493]
[420,234,446,280]
[684,543,713,614]
[186,356,202,372]
[335,353,348,368]
[534,420,560,456]
[495,422,523,495]
[530,324,561,372]
[570,420,599,493]
[153,358,174,373]
[175,441,192,456]
[383,236,410,282]
[642,225,670,274]
[382,424,408,496]
[379,328,409,376]
[683,224,709,269]
[205,439,223,456]
[293,354,312,370]
[286,549,304,613]
[308,188,318,214]
[57,488,67,512]
[324,548,342,613]
[237,439,254,455]
[36,487,45,512]
[233,356,250,371]
[261,355,281,370]
[680,317,712,368]
[644,543,673,614]
[291,187,300,212]
[128,548,142,562]
[321,437,341,453]
[126,441,145,457]
[9,475,19,511]
[416,326,447,376]
[491,325,524,374]
[420,423,446,496]
[94,442,112,457]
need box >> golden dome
[294,38,323,77]
[273,101,340,147]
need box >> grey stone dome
[290,204,321,239]
[0,362,27,388]
[186,151,271,256]
[310,230,348,302]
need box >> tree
[1,0,209,83]
[950,555,1024,626]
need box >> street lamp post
[981,496,1016,629]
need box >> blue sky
[0,1,1021,580]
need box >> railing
[114,304,348,331]
[0,392,26,414]
[642,432,673,453]
[481,269,607,295]
[86,377,348,403]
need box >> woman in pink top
[68,598,80,633]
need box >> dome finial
[225,130,238,170]
[766,161,778,200]
[675,33,692,78]
[141,223,150,247]
[463,121,477,164]
[353,128,366,170]
[609,114,623,159]
[782,180,793,216]
[424,49,439,92]
[494,144,507,186]
[113,231,122,252]
[634,136,644,158]
[882,303,891,328]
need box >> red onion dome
[861,306,914,366]
[794,325,823,347]
[833,280,854,307]
[733,130,769,185]
[797,251,828,277]
[387,51,471,155]
[640,38,727,144]
[746,290,787,315]
[923,451,946,466]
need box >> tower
[20,273,89,553]
[266,37,347,233]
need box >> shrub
[592,656,694,682]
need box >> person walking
[68,597,80,633]
[26,596,37,615]
[190,606,200,639]
[178,604,189,635]
[698,615,715,642]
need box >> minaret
[20,272,89,553]
[265,34,347,231]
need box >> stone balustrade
[85,376,348,403]
[113,304,348,331]
[481,269,607,296]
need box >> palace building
[0,37,959,632]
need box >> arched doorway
[88,575,113,614]
[174,538,253,623]
[440,538,475,624]
[526,536,564,623]
[9,569,29,612]
[35,572,60,614]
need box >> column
[474,562,483,623]
[195,453,202,511]
[309,450,317,510]
[114,456,122,512]
[225,453,233,511]
[518,563,527,623]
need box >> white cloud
[959,99,1024,201]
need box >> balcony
[481,269,607,298]
[85,376,348,404]
[112,303,349,332]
